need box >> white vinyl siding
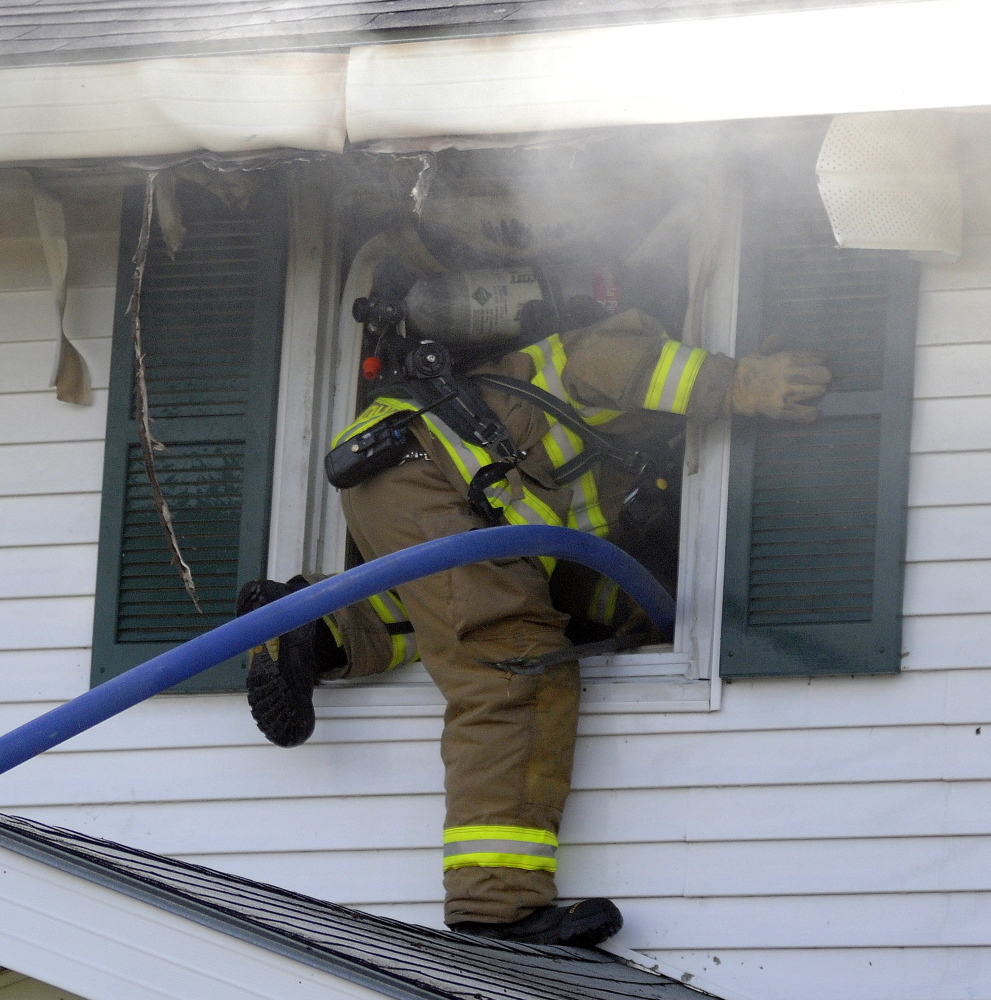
[0,186,118,704]
[0,189,990,1000]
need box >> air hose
[0,526,675,776]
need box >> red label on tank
[591,268,620,314]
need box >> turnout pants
[341,457,580,925]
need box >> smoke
[342,118,840,342]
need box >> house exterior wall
[0,179,990,1000]
[0,183,117,705]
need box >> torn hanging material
[0,169,93,405]
[153,169,186,260]
[130,172,202,613]
[816,110,963,263]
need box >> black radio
[324,413,415,490]
[324,392,455,490]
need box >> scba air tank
[405,266,620,343]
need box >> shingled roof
[0,813,706,1000]
[0,0,919,67]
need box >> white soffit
[0,845,386,1000]
[346,0,991,144]
[0,52,348,162]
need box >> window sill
[314,659,713,717]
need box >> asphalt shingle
[0,812,704,1000]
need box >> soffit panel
[0,0,919,68]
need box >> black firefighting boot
[235,576,345,748]
[450,898,623,948]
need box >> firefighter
[237,306,830,947]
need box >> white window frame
[268,172,743,718]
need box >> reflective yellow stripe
[521,336,609,537]
[569,469,608,537]
[443,853,556,873]
[644,341,708,415]
[422,411,561,573]
[644,340,681,410]
[332,360,612,569]
[323,615,342,646]
[443,825,558,844]
[526,335,620,425]
[367,591,417,669]
[331,399,416,448]
[421,412,486,483]
[539,416,584,475]
[442,824,558,873]
[580,406,622,426]
[589,576,620,625]
[382,591,417,668]
[520,338,548,371]
[672,346,707,415]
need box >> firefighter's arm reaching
[559,308,831,423]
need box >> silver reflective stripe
[377,590,406,622]
[502,491,547,527]
[546,419,581,468]
[590,577,620,625]
[396,629,417,667]
[428,413,485,477]
[443,839,557,859]
[656,343,699,412]
[378,590,417,667]
[531,337,615,424]
[429,413,551,528]
[570,476,598,534]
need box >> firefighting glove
[728,350,832,422]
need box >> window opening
[328,133,709,678]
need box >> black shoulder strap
[470,372,646,483]
[402,375,522,464]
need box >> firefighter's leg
[341,457,580,926]
[550,562,665,647]
[331,590,419,679]
[236,575,418,746]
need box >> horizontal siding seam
[172,832,991,855]
[912,392,991,402]
[0,441,105,450]
[910,448,991,457]
[26,722,991,756]
[5,779,990,810]
[0,386,105,398]
[907,499,991,508]
[0,645,91,653]
[0,541,97,550]
[902,609,991,618]
[0,593,94,602]
[915,340,991,349]
[0,386,104,399]
[903,556,991,565]
[0,491,101,497]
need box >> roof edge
[0,822,446,1000]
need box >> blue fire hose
[0,526,675,776]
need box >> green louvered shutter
[720,186,918,677]
[91,180,286,692]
